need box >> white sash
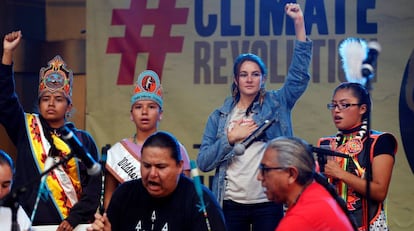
[44,157,78,207]
[105,139,142,183]
[34,116,79,207]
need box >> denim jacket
[196,39,313,205]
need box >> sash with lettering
[25,113,81,219]
[105,139,141,183]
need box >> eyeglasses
[326,103,361,111]
[258,164,288,175]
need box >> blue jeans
[223,200,283,231]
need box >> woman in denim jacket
[196,3,312,231]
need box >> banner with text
[86,1,414,229]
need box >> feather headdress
[338,38,368,85]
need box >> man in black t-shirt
[88,131,227,231]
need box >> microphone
[309,145,350,173]
[233,119,275,155]
[310,145,350,159]
[60,126,101,175]
[361,41,381,79]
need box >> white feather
[338,38,368,85]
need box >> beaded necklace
[334,119,368,156]
[332,119,368,203]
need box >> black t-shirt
[107,175,227,231]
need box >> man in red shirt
[257,136,356,231]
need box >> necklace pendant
[345,138,363,155]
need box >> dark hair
[231,53,267,115]
[333,82,371,120]
[0,149,14,174]
[141,131,182,164]
[266,136,357,230]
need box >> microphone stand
[99,144,111,214]
[0,153,75,231]
[363,77,373,231]
[11,198,20,231]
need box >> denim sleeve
[196,110,234,172]
[279,39,313,109]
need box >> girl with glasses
[318,82,397,231]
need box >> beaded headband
[38,55,73,102]
[130,70,163,108]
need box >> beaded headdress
[38,55,73,102]
[130,70,163,108]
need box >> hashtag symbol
[106,0,189,85]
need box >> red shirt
[276,181,354,231]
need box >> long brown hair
[232,53,267,116]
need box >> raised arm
[285,3,306,42]
[2,30,22,65]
